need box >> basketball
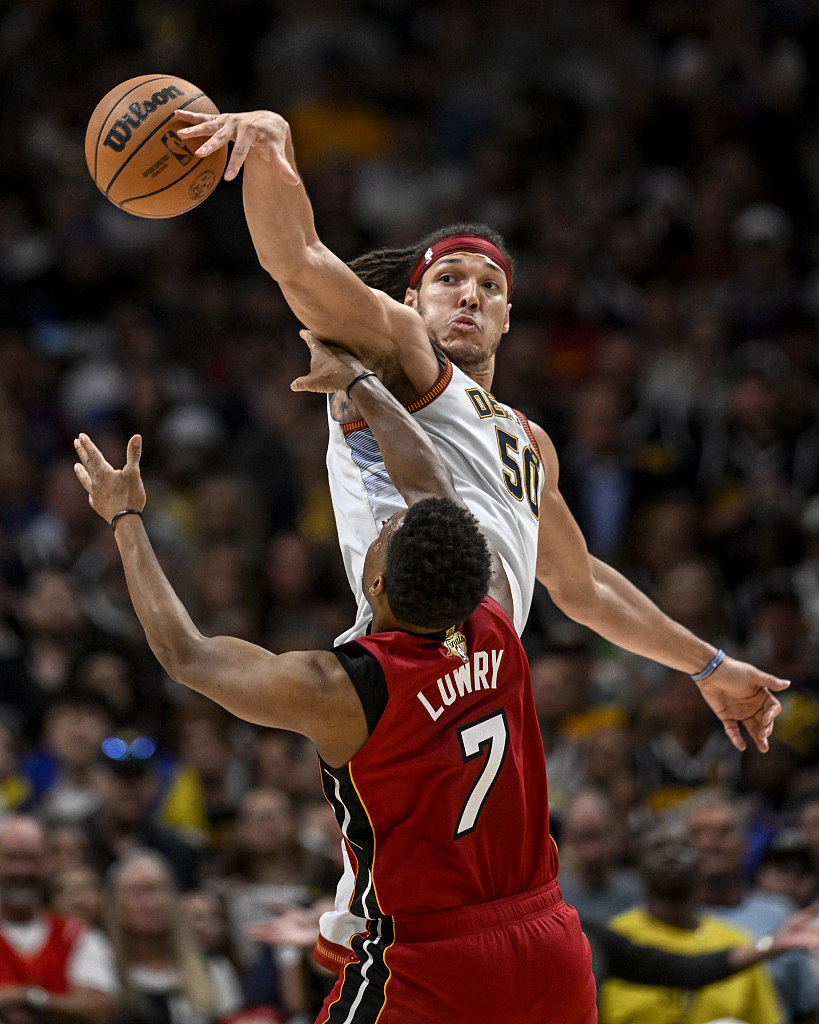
[85,74,227,219]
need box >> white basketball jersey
[318,354,545,967]
[327,354,544,644]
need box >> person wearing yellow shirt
[0,716,31,813]
[600,816,781,1024]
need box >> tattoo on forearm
[331,391,361,424]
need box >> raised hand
[245,905,322,949]
[291,329,372,395]
[694,654,789,753]
[770,900,819,955]
[175,109,300,184]
[73,434,146,526]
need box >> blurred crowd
[5,0,819,1021]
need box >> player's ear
[404,287,419,310]
[502,303,511,333]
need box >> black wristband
[111,508,143,532]
[345,370,377,400]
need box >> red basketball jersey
[320,596,557,922]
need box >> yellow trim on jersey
[348,761,385,915]
[348,762,395,1019]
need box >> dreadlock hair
[347,223,514,302]
[383,497,492,631]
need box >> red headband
[408,234,512,295]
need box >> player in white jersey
[329,349,541,643]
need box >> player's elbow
[259,238,315,286]
[539,567,599,624]
[150,629,209,692]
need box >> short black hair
[348,223,514,303]
[383,498,491,630]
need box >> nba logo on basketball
[160,131,194,165]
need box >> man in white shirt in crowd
[0,815,118,1024]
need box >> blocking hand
[291,330,373,395]
[73,434,146,526]
[175,109,300,184]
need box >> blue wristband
[691,649,725,682]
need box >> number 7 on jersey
[454,710,509,839]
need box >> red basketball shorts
[315,880,597,1024]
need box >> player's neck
[453,354,495,392]
[371,606,446,637]
[436,340,496,392]
[464,365,494,391]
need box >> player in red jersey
[73,335,596,1024]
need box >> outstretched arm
[174,109,438,393]
[529,421,788,753]
[292,332,514,618]
[72,434,368,767]
[586,901,819,987]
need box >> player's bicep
[282,243,390,347]
[285,247,439,390]
[172,638,367,752]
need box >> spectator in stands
[158,698,248,851]
[22,691,114,824]
[0,815,117,1024]
[216,789,314,971]
[107,851,242,1024]
[67,645,146,732]
[250,733,323,807]
[50,866,105,929]
[0,717,30,816]
[634,670,741,813]
[0,569,94,742]
[582,726,639,823]
[755,830,818,910]
[45,823,92,877]
[82,734,203,891]
[688,789,819,1022]
[528,651,590,824]
[655,558,735,652]
[600,814,781,1024]
[560,380,635,563]
[795,791,819,893]
[178,890,241,979]
[558,787,643,924]
[793,495,819,653]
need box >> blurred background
[6,0,819,1020]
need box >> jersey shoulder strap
[333,642,389,736]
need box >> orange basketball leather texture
[85,74,227,218]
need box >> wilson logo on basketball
[103,87,185,153]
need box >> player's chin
[438,333,494,363]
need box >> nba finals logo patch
[443,627,468,663]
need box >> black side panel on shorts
[325,918,394,1023]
